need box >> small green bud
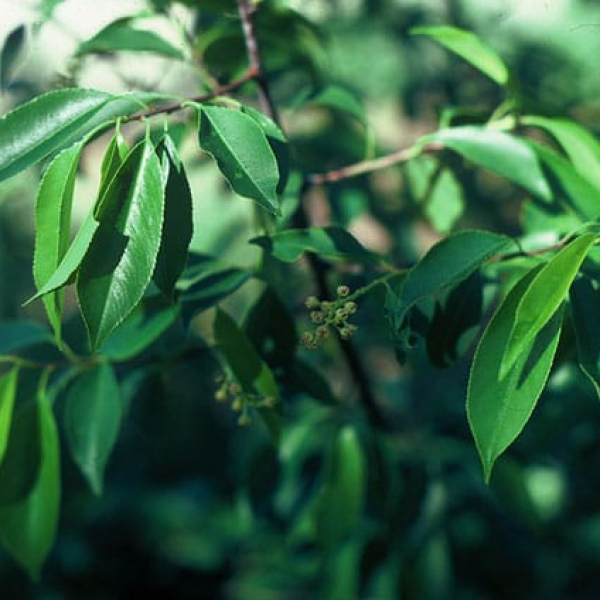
[345,301,357,314]
[305,295,321,309]
[232,398,243,412]
[238,413,251,427]
[229,382,241,395]
[316,325,330,339]
[310,310,324,323]
[215,387,228,402]
[337,285,350,297]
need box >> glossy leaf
[501,233,596,378]
[393,230,515,330]
[422,126,552,201]
[33,143,82,340]
[411,25,509,86]
[570,278,600,401]
[100,296,179,361]
[0,385,61,580]
[77,18,184,59]
[153,135,193,298]
[77,136,165,351]
[468,268,563,482]
[523,116,600,190]
[64,362,122,495]
[0,368,19,465]
[199,105,280,215]
[251,226,379,264]
[214,309,281,441]
[0,88,154,183]
[1,25,26,90]
[313,426,366,547]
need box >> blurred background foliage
[3,0,600,598]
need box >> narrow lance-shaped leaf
[77,134,165,351]
[500,233,596,378]
[33,143,82,341]
[421,126,552,202]
[1,25,26,90]
[0,368,19,465]
[394,230,515,330]
[199,105,281,215]
[570,278,600,401]
[0,378,61,580]
[411,25,509,86]
[153,134,193,298]
[64,362,122,495]
[467,268,563,482]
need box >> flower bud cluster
[214,373,277,426]
[301,285,359,349]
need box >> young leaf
[422,126,552,202]
[1,25,26,90]
[77,135,165,351]
[199,105,280,215]
[33,143,82,340]
[213,309,281,441]
[76,17,184,59]
[393,230,515,330]
[467,268,563,482]
[522,116,600,190]
[0,368,19,465]
[154,135,193,298]
[411,26,509,86]
[63,362,122,495]
[500,233,596,378]
[250,226,379,264]
[569,278,600,401]
[0,384,61,580]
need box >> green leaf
[77,17,184,59]
[302,85,367,125]
[0,368,19,465]
[569,278,600,400]
[0,384,61,580]
[199,105,280,215]
[467,268,563,482]
[33,143,82,340]
[394,230,515,330]
[100,296,179,361]
[154,135,193,298]
[522,116,600,190]
[529,141,600,221]
[63,362,122,495]
[0,88,155,183]
[313,425,366,547]
[77,135,165,351]
[411,25,509,86]
[1,25,26,90]
[250,226,379,264]
[500,233,596,378]
[213,309,281,441]
[422,126,552,201]
[0,322,54,356]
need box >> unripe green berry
[238,413,251,426]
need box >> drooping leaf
[77,135,165,351]
[63,362,122,495]
[251,226,380,264]
[100,296,179,361]
[313,425,366,547]
[529,141,600,221]
[153,135,193,298]
[77,17,184,59]
[33,143,82,340]
[214,309,281,441]
[411,25,509,86]
[422,126,552,201]
[0,89,156,183]
[199,105,281,215]
[0,383,61,580]
[393,230,515,331]
[1,25,26,90]
[569,278,600,401]
[0,322,54,356]
[522,116,600,190]
[468,268,563,482]
[501,233,596,378]
[0,368,19,465]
